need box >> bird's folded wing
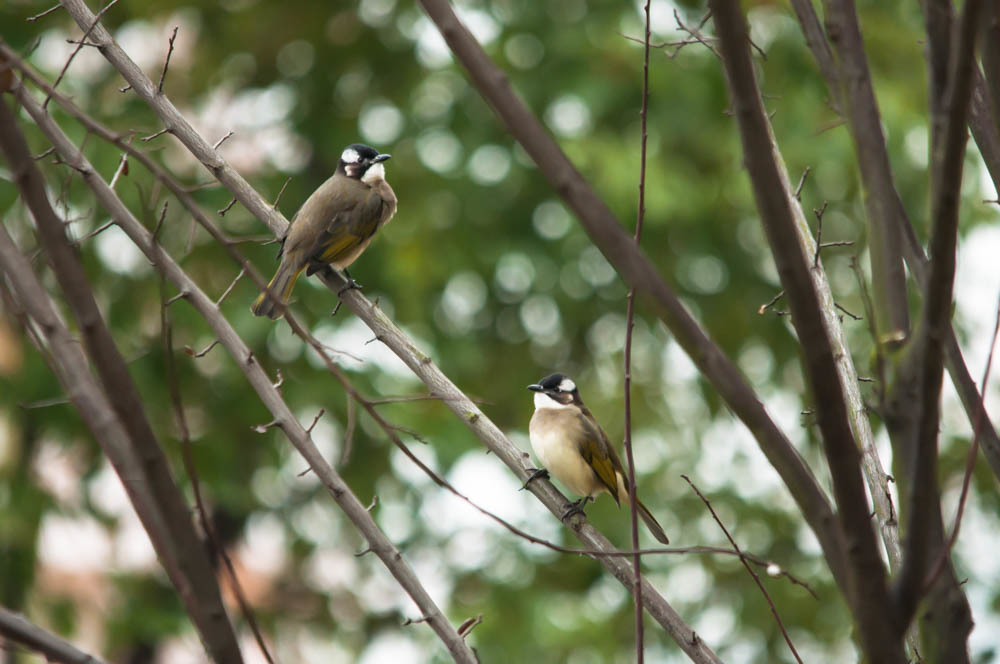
[576,412,622,504]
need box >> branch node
[213,130,234,150]
[140,127,169,143]
[184,339,219,358]
[218,197,237,216]
[306,408,325,434]
[251,420,278,434]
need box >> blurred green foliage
[0,0,997,662]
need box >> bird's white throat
[362,162,386,184]
[533,391,573,411]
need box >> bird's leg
[560,496,592,522]
[520,467,550,491]
[338,268,363,294]
[331,269,363,315]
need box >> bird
[251,143,397,319]
[526,372,669,544]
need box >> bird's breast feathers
[529,410,606,498]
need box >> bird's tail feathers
[635,497,670,545]
[615,474,669,544]
[250,262,303,319]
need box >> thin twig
[834,302,862,321]
[924,290,1000,591]
[683,475,803,663]
[757,290,785,315]
[161,285,277,664]
[623,1,653,660]
[141,127,169,143]
[216,267,246,306]
[812,201,828,266]
[271,176,292,210]
[26,4,62,21]
[74,219,113,244]
[157,26,179,94]
[674,8,720,58]
[45,0,120,108]
[306,408,325,434]
[152,200,169,242]
[213,130,234,150]
[108,139,132,190]
[184,339,219,358]
[218,197,236,216]
[794,166,810,200]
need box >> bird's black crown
[536,373,577,393]
[340,143,380,164]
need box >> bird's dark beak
[527,384,543,392]
[373,153,391,163]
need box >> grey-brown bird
[251,143,397,319]
[527,372,669,544]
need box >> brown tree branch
[0,94,245,664]
[979,3,1000,137]
[160,297,276,664]
[10,80,479,664]
[823,0,910,344]
[414,0,850,600]
[787,0,841,111]
[56,0,288,238]
[11,67,810,623]
[42,4,722,657]
[0,224,198,663]
[788,0,1000,482]
[0,606,106,664]
[708,2,903,662]
[893,0,983,647]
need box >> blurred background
[1,0,998,661]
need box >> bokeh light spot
[359,101,404,145]
[467,144,512,185]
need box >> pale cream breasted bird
[251,143,397,319]
[526,372,669,544]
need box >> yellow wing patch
[578,437,620,504]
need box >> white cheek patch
[361,162,385,184]
[341,148,360,164]
[534,391,573,410]
[558,378,577,392]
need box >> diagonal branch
[739,4,906,596]
[0,94,244,664]
[788,0,1000,482]
[683,477,802,664]
[788,0,841,111]
[708,2,903,662]
[0,606,107,664]
[56,0,287,238]
[44,4,722,657]
[823,0,910,344]
[23,85,723,664]
[10,80,479,664]
[414,0,850,599]
[0,223,195,664]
